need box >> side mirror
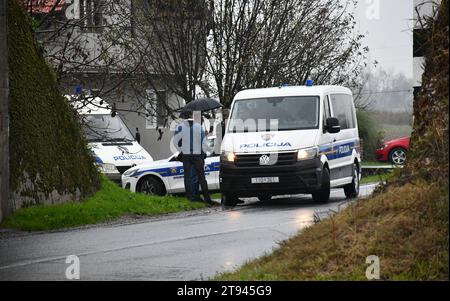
[135,128,141,143]
[325,117,341,134]
[176,152,183,162]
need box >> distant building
[413,0,441,99]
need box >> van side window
[330,94,355,130]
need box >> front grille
[235,152,297,167]
[117,166,132,174]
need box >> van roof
[234,85,352,100]
[65,95,112,115]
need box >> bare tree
[24,1,212,126]
[24,0,369,126]
[353,66,414,112]
[206,0,368,106]
[131,0,210,102]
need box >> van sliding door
[328,94,358,182]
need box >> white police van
[121,137,219,195]
[220,84,361,205]
[69,96,153,182]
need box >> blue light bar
[306,79,314,87]
[75,85,83,94]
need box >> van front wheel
[312,167,330,204]
[221,193,239,207]
[344,163,360,199]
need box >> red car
[376,136,411,165]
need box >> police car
[68,95,153,182]
[122,137,220,195]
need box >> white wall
[413,56,424,87]
[117,92,186,160]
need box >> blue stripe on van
[319,139,360,160]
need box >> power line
[358,89,413,95]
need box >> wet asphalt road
[0,184,377,281]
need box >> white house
[29,0,210,159]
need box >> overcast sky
[354,0,413,78]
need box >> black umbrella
[181,97,223,114]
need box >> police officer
[135,128,141,144]
[176,109,213,204]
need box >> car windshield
[228,96,319,132]
[82,114,135,142]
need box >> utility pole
[0,0,10,222]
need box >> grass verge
[210,193,222,199]
[216,179,448,280]
[360,172,394,184]
[1,177,206,231]
[361,161,392,167]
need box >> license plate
[251,177,279,184]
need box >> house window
[413,28,430,57]
[146,91,168,129]
[79,0,104,31]
[144,0,207,19]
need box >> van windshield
[82,114,135,142]
[228,96,319,132]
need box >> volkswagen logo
[261,133,275,141]
[259,155,271,166]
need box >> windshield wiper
[110,138,134,142]
[87,138,105,142]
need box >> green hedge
[357,109,382,161]
[8,0,100,207]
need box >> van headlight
[221,151,236,162]
[97,163,119,173]
[297,147,319,161]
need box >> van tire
[344,163,360,199]
[221,193,239,207]
[137,176,165,196]
[312,167,330,204]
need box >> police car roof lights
[306,79,314,87]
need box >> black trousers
[182,155,211,201]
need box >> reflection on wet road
[0,184,377,280]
